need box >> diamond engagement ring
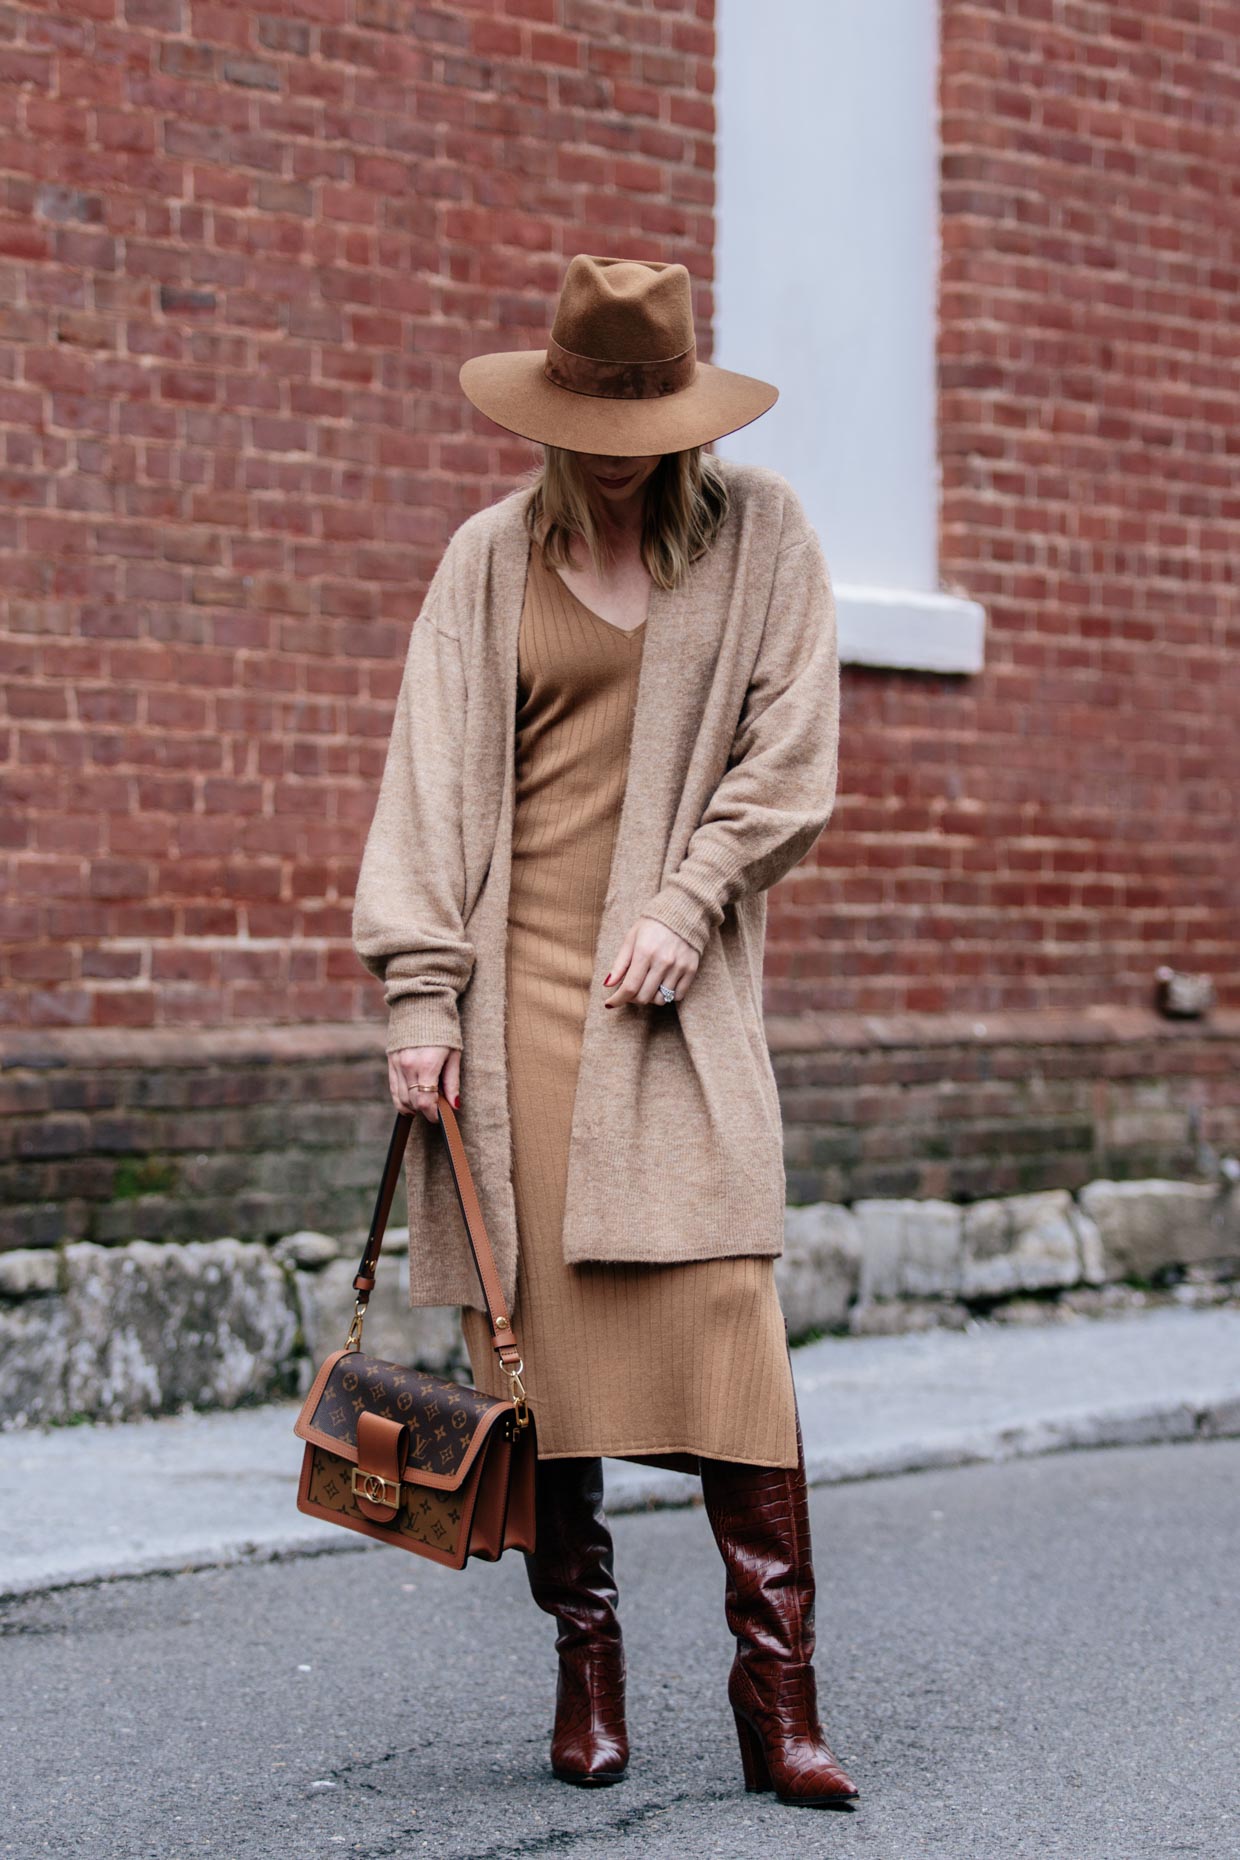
[657,983,677,1005]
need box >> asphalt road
[2,1438,1236,1860]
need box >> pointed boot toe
[701,1413,861,1810]
[524,1456,631,1788]
[731,1664,858,1806]
[549,1639,629,1786]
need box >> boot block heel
[733,1710,772,1793]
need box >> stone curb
[590,1391,1240,1515]
[3,1394,1235,1603]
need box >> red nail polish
[454,1095,461,1108]
[604,973,612,985]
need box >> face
[573,452,663,505]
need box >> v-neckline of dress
[536,538,649,639]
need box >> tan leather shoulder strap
[350,1100,523,1371]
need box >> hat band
[544,334,697,402]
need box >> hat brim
[458,349,778,455]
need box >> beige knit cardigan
[352,455,840,1313]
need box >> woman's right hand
[388,1045,461,1123]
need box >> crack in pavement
[302,1735,766,1859]
[348,1784,750,1860]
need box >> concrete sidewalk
[2,1302,1237,1600]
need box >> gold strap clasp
[344,1298,367,1352]
[503,1356,529,1430]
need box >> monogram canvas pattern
[307,1445,469,1558]
[309,1353,502,1481]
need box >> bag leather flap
[294,1348,512,1492]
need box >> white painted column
[715,0,984,673]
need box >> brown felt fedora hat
[458,253,778,456]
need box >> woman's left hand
[603,915,699,1010]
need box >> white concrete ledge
[837,585,986,673]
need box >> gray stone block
[61,1239,299,1420]
[960,1190,1085,1299]
[294,1254,465,1379]
[0,1250,61,1298]
[853,1197,964,1301]
[1078,1180,1238,1279]
[776,1202,863,1337]
[0,1298,71,1426]
[1075,1205,1107,1285]
[271,1230,340,1271]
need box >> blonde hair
[518,446,730,591]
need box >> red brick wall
[2,0,1235,1043]
[3,1,1236,1248]
[855,0,1237,1024]
[0,0,715,1035]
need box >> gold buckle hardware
[344,1298,367,1352]
[350,1465,401,1507]
[502,1357,529,1431]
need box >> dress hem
[532,1442,799,1471]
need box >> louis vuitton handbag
[293,1094,537,1568]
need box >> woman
[352,255,857,1809]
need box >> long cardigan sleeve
[351,543,474,1055]
[637,508,840,955]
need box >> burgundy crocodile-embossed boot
[523,1455,629,1787]
[699,1410,859,1808]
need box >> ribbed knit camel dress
[460,536,799,1472]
